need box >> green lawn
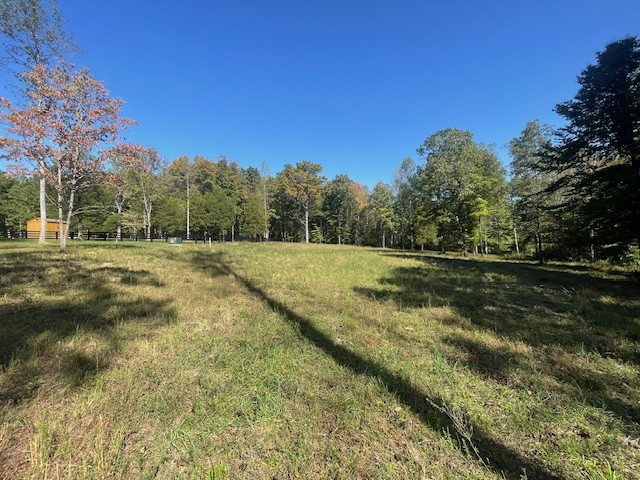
[0,241,638,479]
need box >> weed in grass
[586,459,623,480]
[29,415,53,475]
[204,463,228,480]
[426,396,490,470]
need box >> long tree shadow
[355,252,640,428]
[191,251,563,480]
[0,250,177,405]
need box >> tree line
[0,2,638,262]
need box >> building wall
[26,218,67,239]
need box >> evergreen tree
[546,36,640,256]
[243,193,267,240]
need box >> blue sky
[31,1,640,186]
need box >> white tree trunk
[59,189,75,252]
[39,176,47,244]
[116,202,123,246]
[57,167,63,249]
[186,174,190,239]
[143,195,152,241]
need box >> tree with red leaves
[0,63,135,251]
[108,143,164,242]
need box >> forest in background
[0,1,638,263]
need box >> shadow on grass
[191,251,563,480]
[0,250,176,405]
[356,252,640,427]
[359,252,640,358]
[443,333,528,386]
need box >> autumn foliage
[0,63,135,250]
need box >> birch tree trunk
[39,176,47,243]
[304,208,309,243]
[59,189,75,252]
[143,193,152,241]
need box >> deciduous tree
[278,161,324,243]
[392,157,418,249]
[113,144,164,241]
[416,129,507,254]
[191,186,236,240]
[0,0,77,243]
[370,182,394,248]
[324,174,358,245]
[509,120,556,260]
[0,64,134,251]
[161,155,196,238]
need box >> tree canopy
[0,63,133,250]
[0,28,638,265]
[546,36,640,253]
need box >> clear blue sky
[50,1,640,186]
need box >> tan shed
[26,218,68,239]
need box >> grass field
[0,241,638,479]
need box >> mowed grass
[0,241,638,479]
